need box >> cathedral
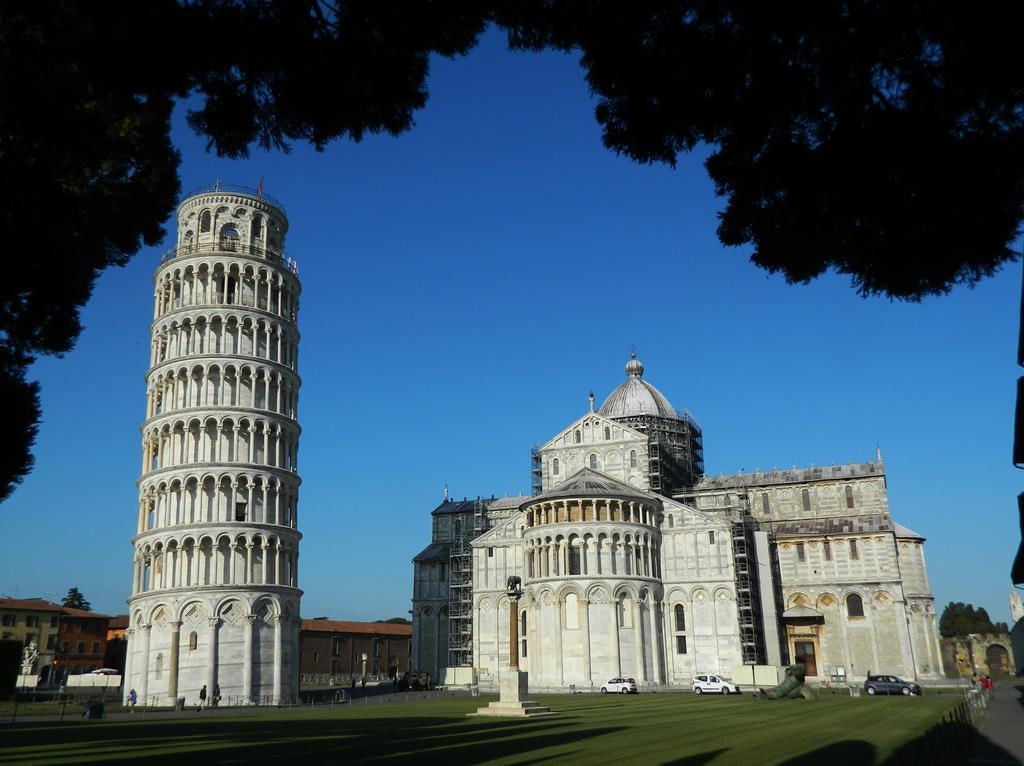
[411,354,943,690]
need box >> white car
[692,674,739,695]
[600,677,638,694]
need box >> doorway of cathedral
[793,640,817,677]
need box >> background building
[412,354,943,689]
[299,620,411,683]
[0,597,63,683]
[124,185,304,706]
[53,609,112,681]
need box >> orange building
[54,609,112,680]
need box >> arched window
[604,426,611,440]
[845,485,854,508]
[667,514,674,528]
[189,631,198,650]
[199,210,211,233]
[629,450,637,468]
[220,225,240,251]
[564,593,579,628]
[801,489,811,513]
[674,604,686,631]
[520,611,528,658]
[251,215,263,241]
[453,518,462,540]
[617,595,632,627]
[846,593,864,617]
[574,430,581,444]
[552,458,560,475]
[762,493,770,515]
[589,454,598,469]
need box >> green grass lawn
[0,693,966,765]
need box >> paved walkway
[969,686,1024,766]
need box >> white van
[692,674,739,695]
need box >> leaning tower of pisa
[124,185,303,706]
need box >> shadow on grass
[780,741,875,765]
[661,750,729,765]
[1,712,628,764]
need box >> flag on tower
[256,176,264,198]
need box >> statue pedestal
[471,668,556,717]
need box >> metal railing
[161,241,298,275]
[183,184,287,213]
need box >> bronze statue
[506,575,522,595]
[759,664,816,699]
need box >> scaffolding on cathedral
[620,410,704,495]
[447,497,486,668]
[731,512,767,664]
[530,446,543,496]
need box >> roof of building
[598,353,678,420]
[487,495,531,511]
[694,461,885,490]
[412,542,451,563]
[108,615,130,629]
[0,597,63,612]
[61,608,112,620]
[773,514,892,537]
[430,495,531,516]
[300,619,412,637]
[893,522,925,540]
[525,468,654,506]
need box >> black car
[864,675,922,696]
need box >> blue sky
[1,29,1020,626]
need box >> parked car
[692,674,740,695]
[88,668,120,676]
[600,677,638,694]
[864,675,922,696]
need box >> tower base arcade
[124,588,300,707]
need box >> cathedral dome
[598,353,677,419]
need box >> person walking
[128,689,137,712]
[81,696,92,719]
[197,684,207,712]
[213,685,221,708]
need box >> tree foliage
[2,1,1022,500]
[61,587,91,612]
[375,617,413,625]
[939,601,1008,637]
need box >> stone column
[554,600,563,686]
[651,602,663,684]
[530,599,540,679]
[206,617,220,703]
[509,597,519,669]
[633,597,646,681]
[242,615,256,704]
[580,598,592,687]
[122,628,135,704]
[168,621,181,701]
[138,624,151,705]
[609,601,620,676]
[273,615,283,704]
